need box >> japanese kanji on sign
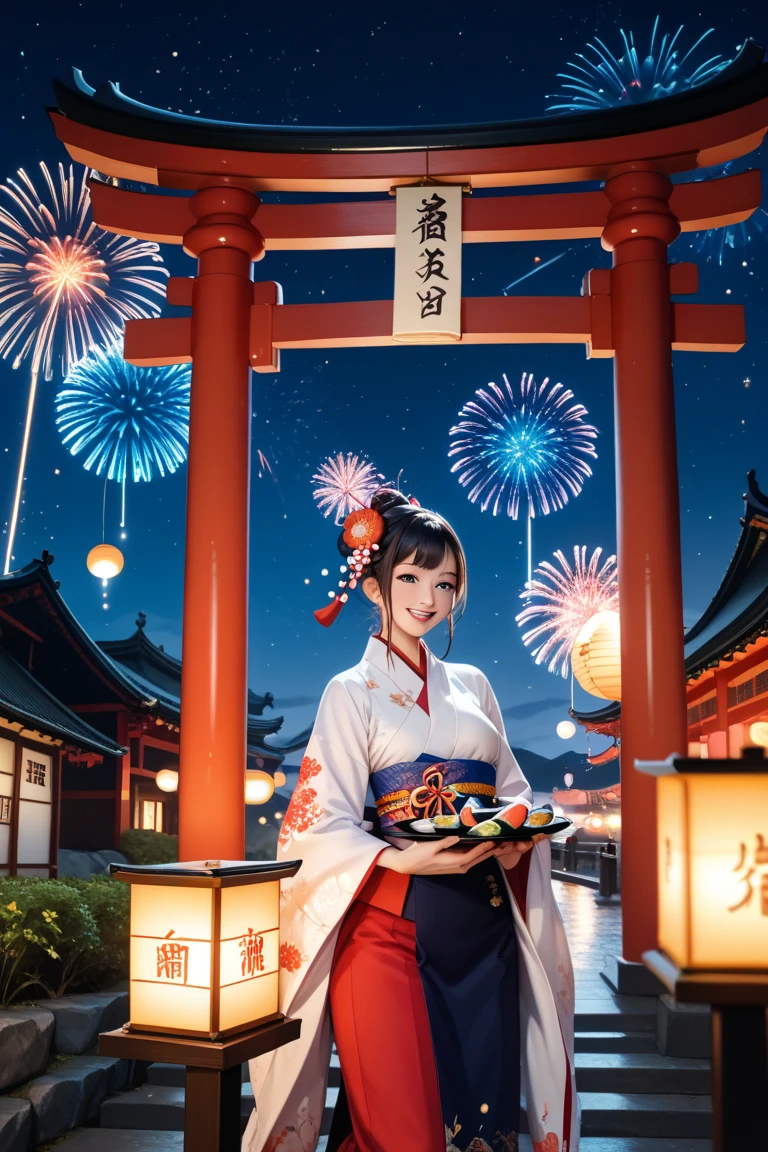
[113,857,300,1040]
[392,184,463,343]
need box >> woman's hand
[378,837,498,876]
[493,833,549,869]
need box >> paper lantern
[112,858,300,1039]
[749,722,768,748]
[557,721,576,740]
[155,769,179,793]
[274,770,287,788]
[571,610,621,701]
[640,754,768,972]
[87,543,125,580]
[245,769,274,805]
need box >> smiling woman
[247,486,578,1152]
[358,488,467,662]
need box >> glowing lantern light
[564,772,574,789]
[749,721,768,748]
[274,770,287,788]
[111,858,300,1038]
[557,720,576,740]
[87,543,124,580]
[155,769,179,793]
[245,769,275,805]
[640,753,768,972]
[571,610,621,700]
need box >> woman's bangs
[394,518,456,572]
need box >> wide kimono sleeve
[246,674,386,1152]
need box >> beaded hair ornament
[314,492,419,627]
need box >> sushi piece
[410,818,437,834]
[459,796,485,827]
[433,814,461,830]
[526,806,554,827]
[497,802,529,830]
[468,819,503,837]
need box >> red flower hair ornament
[314,506,386,627]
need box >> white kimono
[245,636,579,1152]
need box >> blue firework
[449,373,598,519]
[55,342,190,483]
[546,16,732,113]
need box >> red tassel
[314,597,345,627]
[409,496,421,506]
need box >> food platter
[383,800,571,843]
[385,815,572,843]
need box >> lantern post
[99,858,302,1152]
[640,749,768,1152]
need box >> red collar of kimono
[372,634,430,715]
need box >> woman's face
[365,547,458,641]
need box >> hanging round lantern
[749,721,768,748]
[571,610,621,701]
[245,769,275,805]
[273,770,287,788]
[155,768,179,793]
[87,543,124,580]
[556,720,576,740]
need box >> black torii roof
[50,40,768,155]
[571,470,768,727]
[0,647,126,757]
[0,560,286,752]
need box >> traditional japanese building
[0,556,300,853]
[571,469,768,761]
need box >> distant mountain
[511,747,619,793]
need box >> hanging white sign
[392,184,463,343]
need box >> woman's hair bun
[370,487,411,516]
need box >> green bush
[62,876,130,989]
[0,876,131,1004]
[0,878,100,1003]
[119,828,178,865]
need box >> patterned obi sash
[370,754,496,828]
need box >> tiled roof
[0,648,126,756]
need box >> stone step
[575,1032,659,1054]
[41,1131,184,1151]
[580,1093,712,1140]
[575,999,657,1033]
[102,1082,255,1132]
[21,1052,133,1146]
[145,1061,250,1087]
[574,1053,710,1095]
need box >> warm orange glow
[87,543,125,579]
[124,866,284,1039]
[571,610,621,700]
[658,769,768,971]
[245,769,275,805]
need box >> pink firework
[312,453,382,524]
[516,546,619,677]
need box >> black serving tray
[386,816,572,843]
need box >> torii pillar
[602,168,688,965]
[178,186,264,861]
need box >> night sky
[2,0,767,768]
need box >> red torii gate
[49,46,768,963]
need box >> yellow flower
[6,901,17,912]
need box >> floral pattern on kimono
[278,755,324,848]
